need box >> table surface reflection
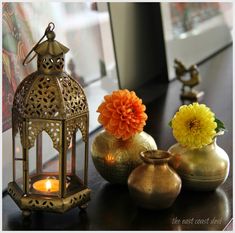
[2,47,233,230]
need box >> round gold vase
[91,130,157,184]
[128,150,182,210]
[168,139,230,191]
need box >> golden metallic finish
[174,59,204,101]
[9,23,90,215]
[168,139,230,191]
[128,150,181,210]
[91,130,157,184]
[8,182,91,214]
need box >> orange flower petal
[96,89,148,140]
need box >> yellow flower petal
[171,103,217,149]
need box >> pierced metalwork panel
[13,71,37,117]
[14,116,89,151]
[59,72,88,118]
[62,188,91,212]
[25,74,64,118]
[20,188,91,213]
[9,181,91,213]
[66,114,88,147]
[37,55,65,74]
[13,72,64,119]
[21,196,63,212]
[8,182,24,207]
[13,71,88,120]
[27,120,61,151]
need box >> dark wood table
[2,46,233,230]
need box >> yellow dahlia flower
[171,103,217,149]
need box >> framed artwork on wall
[2,3,36,131]
[161,2,233,80]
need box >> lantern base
[8,182,91,214]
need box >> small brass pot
[91,130,157,184]
[128,150,181,210]
[168,139,230,191]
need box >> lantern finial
[45,22,56,41]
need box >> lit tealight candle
[33,179,59,193]
[45,179,52,192]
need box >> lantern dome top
[22,22,69,75]
[13,71,88,120]
[14,23,88,120]
[34,31,69,56]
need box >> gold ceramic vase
[91,130,157,184]
[168,139,230,191]
[128,150,182,210]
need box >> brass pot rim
[140,150,171,164]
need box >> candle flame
[45,179,52,191]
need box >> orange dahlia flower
[97,89,148,140]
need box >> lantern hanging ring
[23,22,55,66]
[47,22,55,31]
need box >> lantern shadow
[7,205,90,230]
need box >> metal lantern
[8,23,91,216]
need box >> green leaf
[168,120,172,128]
[215,117,226,133]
